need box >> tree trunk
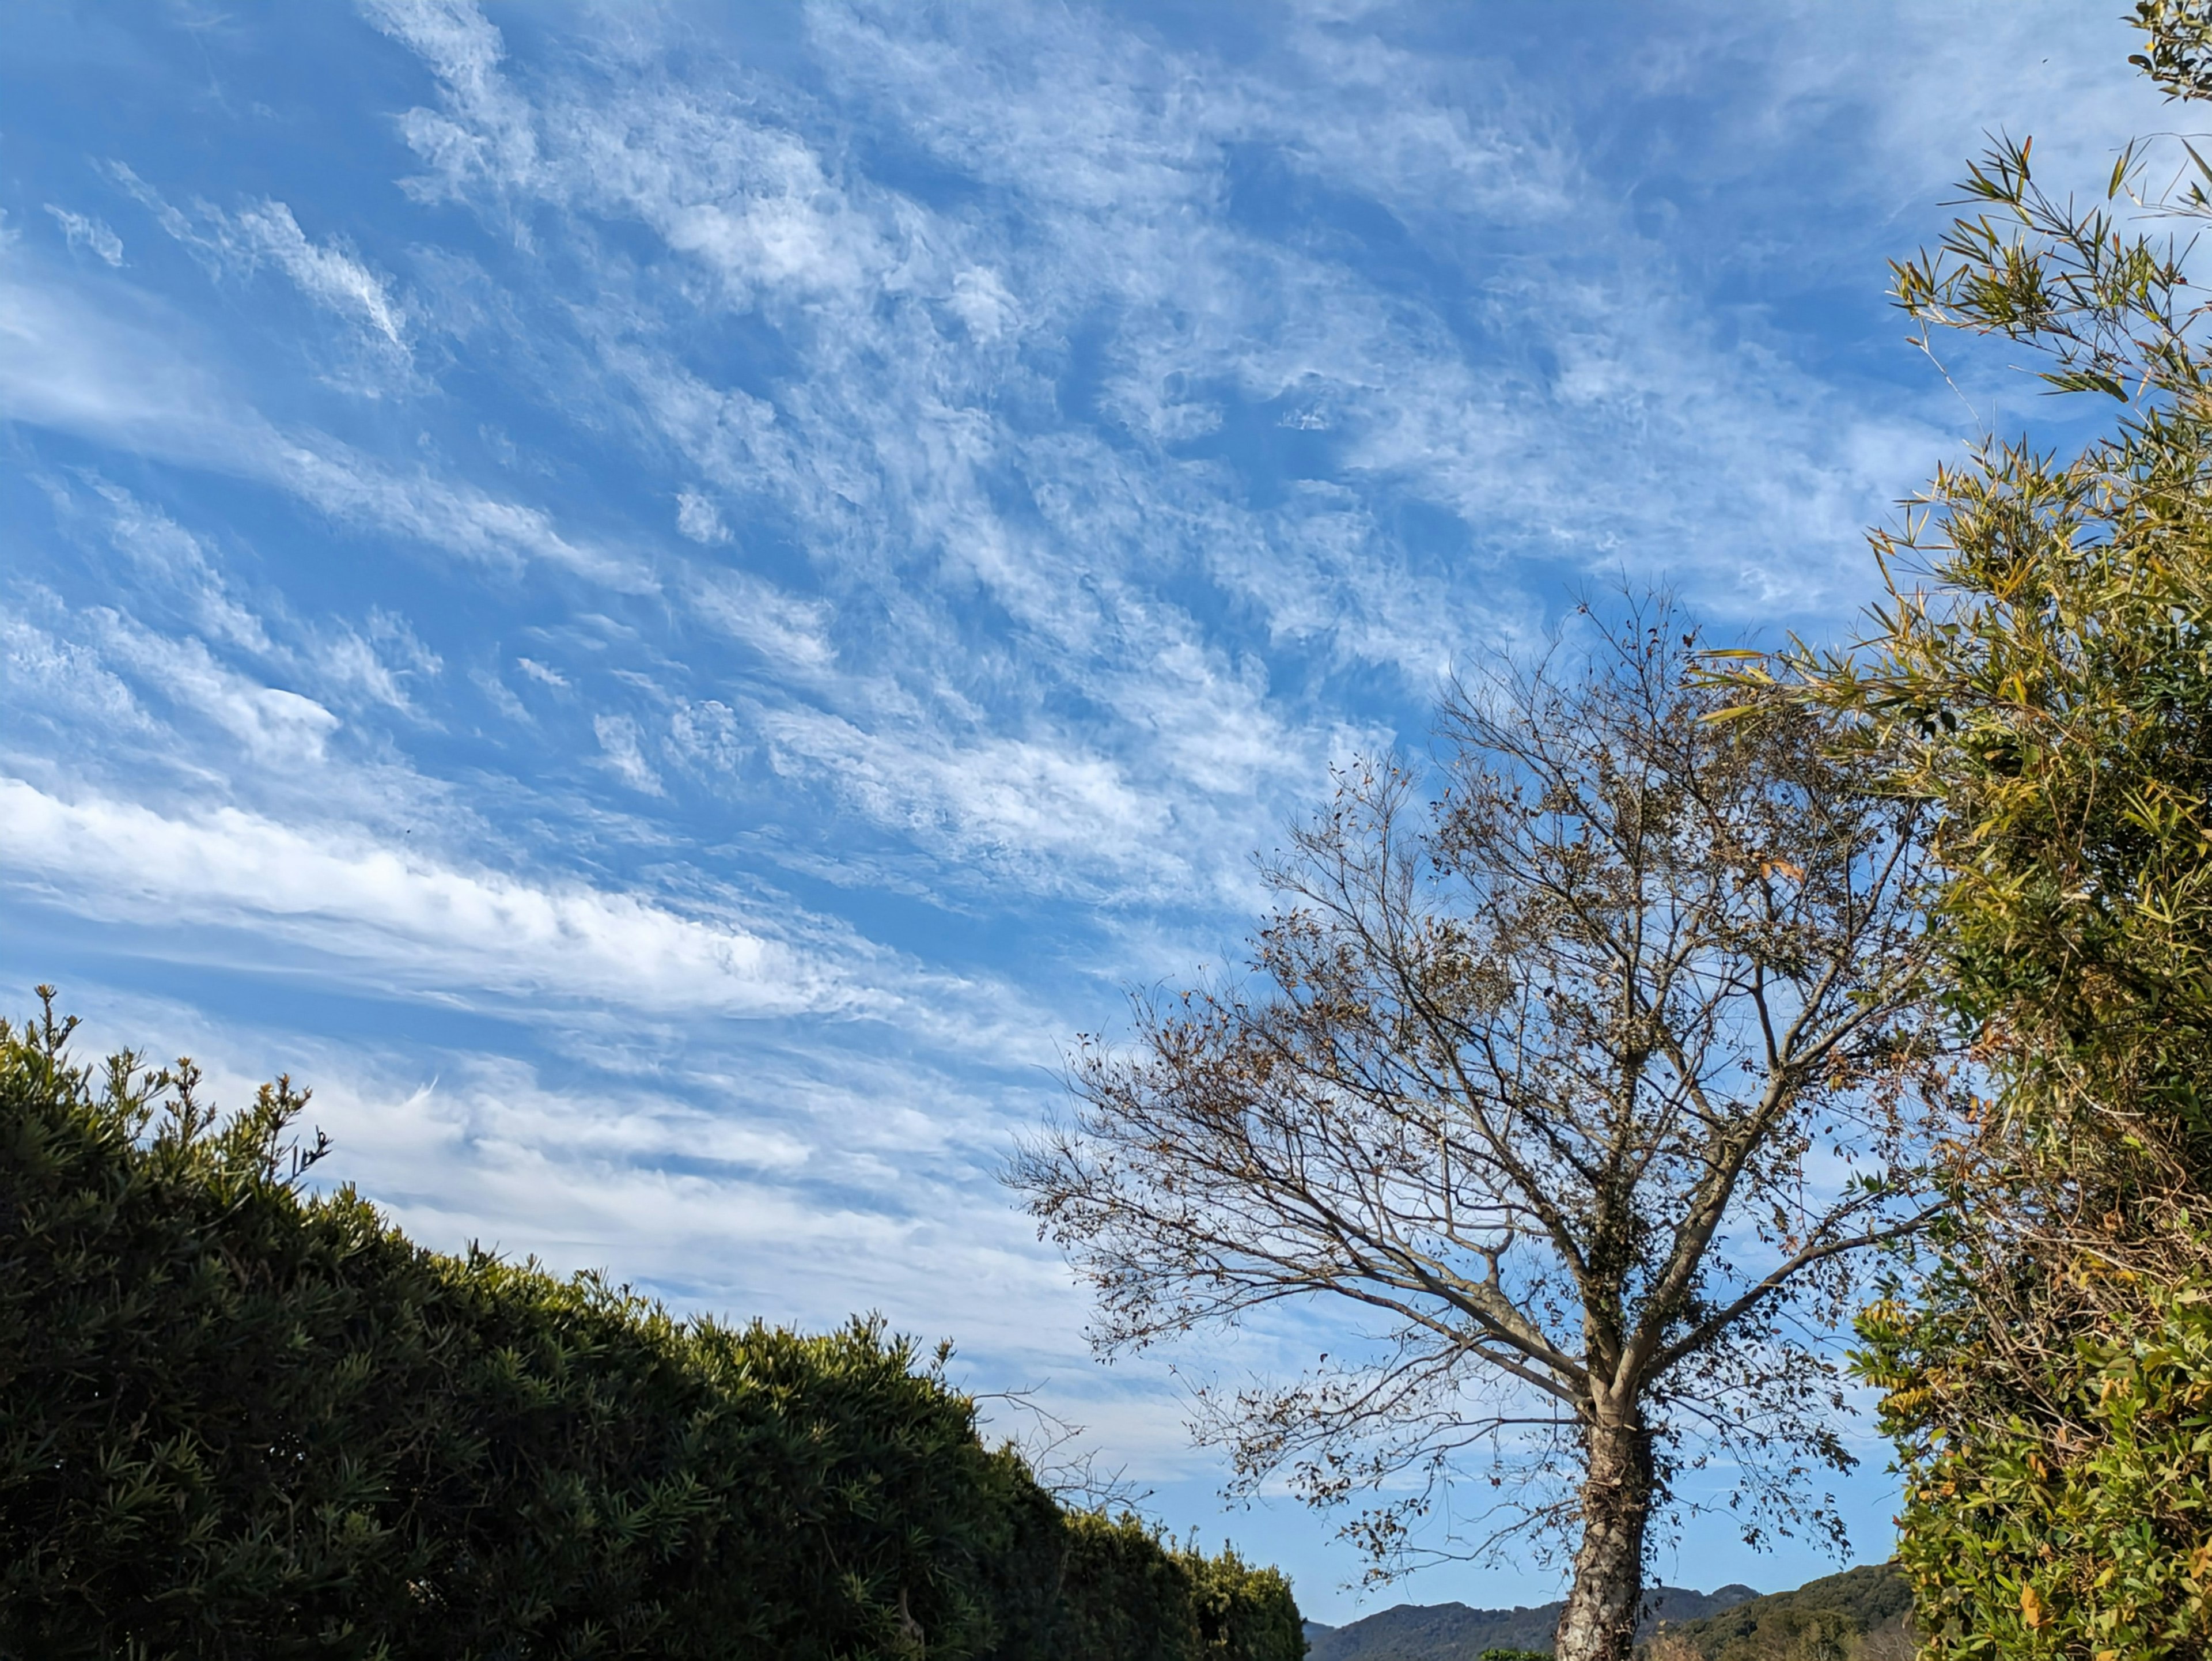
[1554,1411,1656,1661]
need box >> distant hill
[1303,1584,1758,1661]
[1644,1564,1912,1660]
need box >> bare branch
[1010,596,1945,1661]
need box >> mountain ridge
[1302,1565,1913,1660]
[1302,1583,1759,1660]
[1647,1565,1912,1660]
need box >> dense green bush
[0,994,1301,1660]
[1752,5,2212,1654]
[1860,1288,2212,1659]
[1058,1511,1306,1661]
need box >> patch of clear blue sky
[0,0,2168,1621]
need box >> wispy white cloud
[21,474,446,750]
[667,697,745,772]
[314,611,444,717]
[682,567,834,673]
[816,1,1928,616]
[90,613,341,765]
[592,712,664,794]
[97,160,198,245]
[103,161,409,360]
[0,252,650,591]
[274,432,652,591]
[346,0,2130,901]
[228,198,408,348]
[674,489,728,543]
[352,3,1418,902]
[0,775,844,1017]
[0,608,150,738]
[759,705,1168,875]
[43,205,123,265]
[359,0,540,206]
[62,474,274,652]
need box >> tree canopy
[1016,608,1946,1661]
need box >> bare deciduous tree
[1012,609,1944,1661]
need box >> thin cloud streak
[0,252,649,591]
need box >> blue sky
[0,0,2166,1622]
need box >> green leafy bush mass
[1861,1289,2212,1659]
[0,1000,1301,1660]
[1749,5,2212,1653]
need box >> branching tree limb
[1012,602,1950,1661]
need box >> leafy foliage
[1051,1511,1306,1661]
[1860,1290,2212,1659]
[1739,4,2212,1655]
[0,992,1301,1660]
[2133,0,2212,101]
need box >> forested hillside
[0,996,1302,1660]
[1305,1584,1754,1661]
[1300,1567,1911,1661]
[1645,1567,1912,1660]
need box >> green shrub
[1049,1511,1302,1661]
[1755,6,2212,1654]
[1861,1287,2212,1660]
[0,995,1302,1660]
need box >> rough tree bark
[1556,1411,1656,1661]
